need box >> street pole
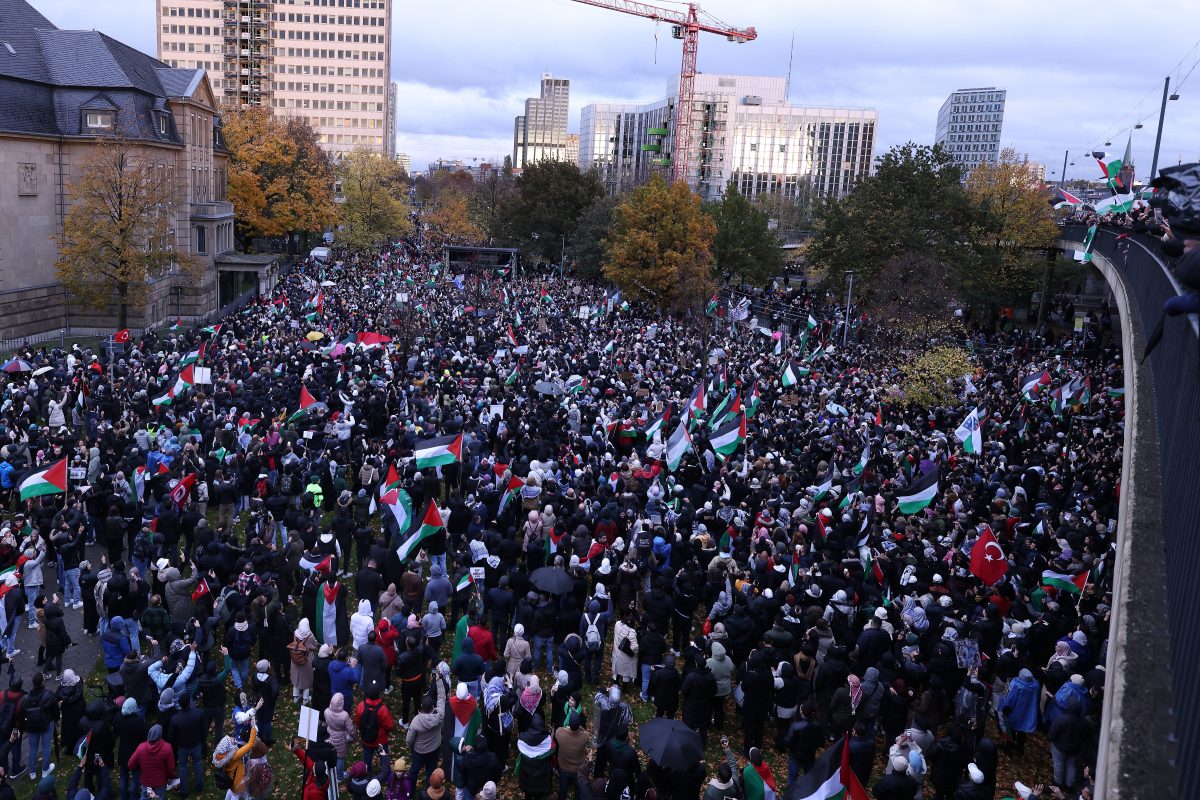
[1059,150,1069,191]
[842,271,854,348]
[1150,76,1171,180]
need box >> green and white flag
[709,413,745,457]
[414,433,463,469]
[954,407,986,454]
[665,419,693,472]
[1042,570,1088,594]
[811,463,836,502]
[18,458,67,502]
[896,466,940,515]
[782,360,808,388]
[1073,224,1098,263]
[1094,193,1134,215]
[853,443,870,476]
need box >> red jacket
[376,619,401,668]
[354,696,395,748]
[468,625,497,663]
[294,747,333,800]
[128,739,176,787]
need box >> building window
[158,115,169,135]
[749,143,756,152]
[85,111,114,129]
[196,226,207,255]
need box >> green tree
[573,195,618,282]
[603,175,716,311]
[473,167,517,245]
[501,160,603,263]
[806,143,981,299]
[337,146,412,251]
[965,147,1061,310]
[707,181,784,286]
[56,138,202,329]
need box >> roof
[217,254,279,268]
[0,0,218,141]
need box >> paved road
[5,543,106,693]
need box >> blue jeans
[582,649,602,683]
[533,635,554,672]
[25,584,41,625]
[430,553,447,577]
[0,626,17,655]
[1051,744,1078,788]
[408,749,439,787]
[120,767,141,800]
[125,617,141,654]
[231,658,249,689]
[27,723,53,777]
[5,732,22,775]
[62,567,81,605]
[640,664,652,701]
[178,744,203,795]
[558,768,578,800]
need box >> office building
[935,87,1006,178]
[513,73,570,168]
[386,82,397,158]
[580,75,876,201]
[155,0,393,159]
[395,152,411,174]
[566,133,579,167]
[0,0,246,337]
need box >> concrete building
[579,75,876,201]
[395,152,411,175]
[565,133,579,167]
[513,73,570,168]
[0,0,238,338]
[935,87,1006,178]
[386,81,397,159]
[156,0,393,159]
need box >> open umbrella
[529,566,575,595]
[638,718,703,771]
[320,280,336,287]
[1,359,32,373]
[305,331,325,341]
[533,381,565,396]
[32,366,53,376]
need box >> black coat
[680,666,717,728]
[648,664,681,718]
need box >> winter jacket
[350,600,375,650]
[405,678,446,755]
[355,695,395,748]
[329,659,362,701]
[101,617,133,668]
[706,642,735,697]
[128,739,176,787]
[680,666,717,728]
[324,692,356,757]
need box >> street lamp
[1151,76,1179,179]
[842,271,855,348]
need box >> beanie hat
[967,763,984,784]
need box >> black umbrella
[533,380,565,396]
[638,718,703,771]
[529,566,574,595]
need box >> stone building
[0,0,236,339]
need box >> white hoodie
[350,599,375,649]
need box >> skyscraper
[155,0,393,158]
[935,87,1006,178]
[580,75,876,201]
[513,73,570,169]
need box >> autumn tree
[222,107,336,251]
[603,175,716,311]
[806,143,982,299]
[965,147,1061,309]
[707,181,784,286]
[500,160,604,263]
[337,146,412,251]
[573,195,618,282]
[900,345,974,408]
[56,138,202,329]
[424,187,485,246]
[869,253,961,334]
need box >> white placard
[298,706,320,741]
[470,567,487,582]
[489,404,504,419]
[192,367,212,385]
[466,336,475,345]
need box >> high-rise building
[935,87,1006,178]
[155,0,393,159]
[386,82,397,159]
[395,152,411,175]
[580,75,876,201]
[566,133,579,168]
[513,73,570,168]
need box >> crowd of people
[0,237,1122,800]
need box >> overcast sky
[35,0,1200,180]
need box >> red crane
[570,0,756,185]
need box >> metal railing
[1062,223,1197,799]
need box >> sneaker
[73,601,84,610]
[43,763,55,777]
[9,767,24,780]
[6,649,19,657]
[167,778,181,790]
[27,622,37,630]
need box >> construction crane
[570,0,756,185]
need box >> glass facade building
[579,75,876,201]
[935,87,1006,179]
[513,73,570,168]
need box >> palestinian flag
[807,314,818,331]
[515,734,554,779]
[396,500,444,561]
[315,580,341,646]
[201,324,223,336]
[505,364,520,386]
[1095,150,1125,187]
[287,385,319,422]
[708,389,736,428]
[1049,187,1083,207]
[566,376,586,394]
[578,540,605,570]
[955,407,986,454]
[169,319,184,333]
[1107,387,1126,398]
[451,613,471,662]
[238,416,261,436]
[455,572,474,593]
[380,488,413,532]
[1073,224,1098,263]
[498,474,525,516]
[1042,570,1088,594]
[742,759,778,800]
[604,339,615,354]
[787,735,868,800]
[156,364,195,403]
[539,287,552,304]
[307,290,325,315]
[839,473,862,510]
[896,466,940,515]
[665,418,693,472]
[710,414,745,457]
[544,528,565,560]
[746,383,761,418]
[1094,193,1134,215]
[179,342,205,366]
[449,693,481,758]
[863,550,885,585]
[356,332,392,349]
[706,292,719,315]
[782,360,808,388]
[852,443,870,476]
[414,433,463,469]
[1079,376,1093,405]
[643,405,673,439]
[811,464,835,502]
[506,325,519,347]
[380,463,402,496]
[1020,370,1051,401]
[130,466,146,505]
[18,458,67,501]
[687,382,707,417]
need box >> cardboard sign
[192,367,213,385]
[470,567,487,582]
[298,706,320,741]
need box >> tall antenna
[785,30,795,101]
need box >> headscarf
[848,674,863,711]
[520,675,542,714]
[295,618,312,641]
[483,675,507,715]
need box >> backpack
[288,637,310,666]
[212,763,234,791]
[280,473,294,494]
[0,693,17,736]
[359,700,380,742]
[584,614,602,652]
[20,693,48,732]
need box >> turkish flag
[970,526,1008,586]
[113,329,131,343]
[191,578,210,603]
[169,472,197,509]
